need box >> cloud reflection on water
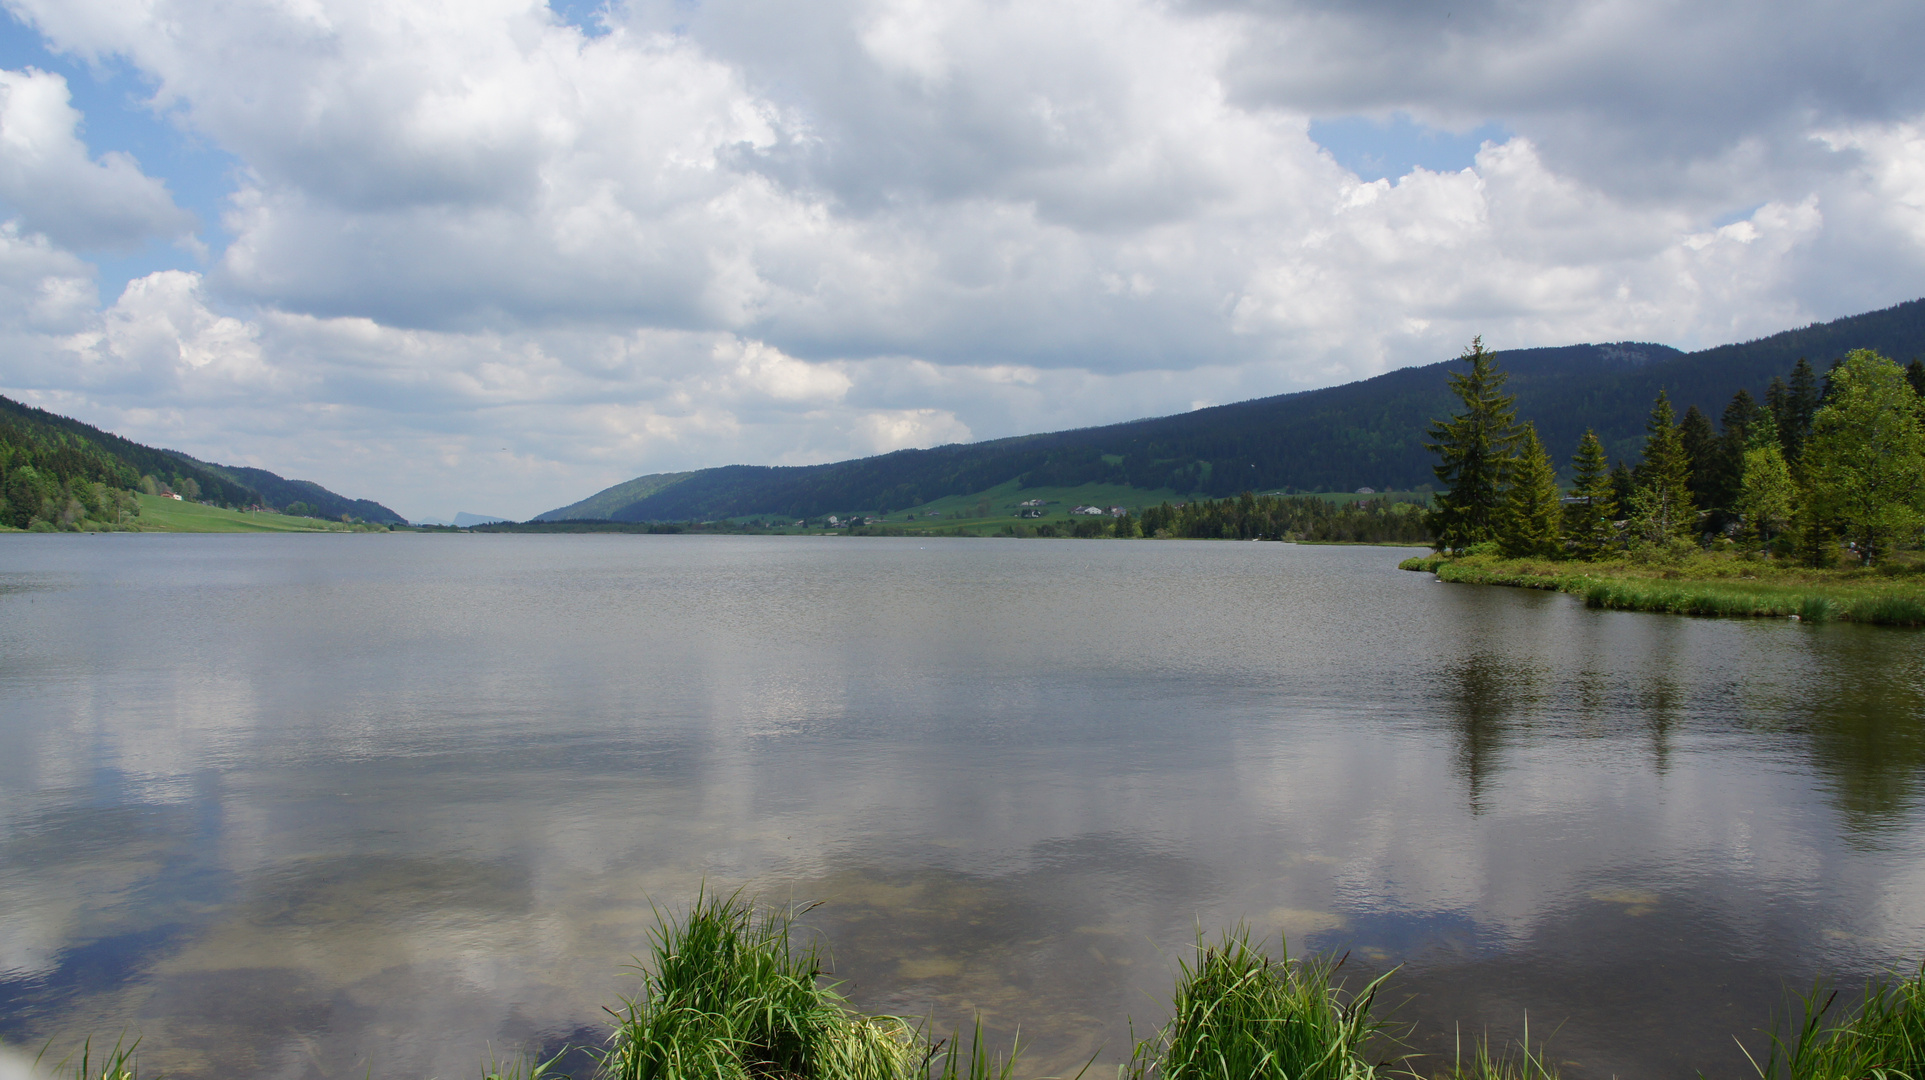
[0,536,1920,1079]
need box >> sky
[1,0,1924,521]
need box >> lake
[1,534,1921,1078]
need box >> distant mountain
[540,298,1925,522]
[452,512,508,527]
[0,393,402,524]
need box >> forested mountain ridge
[0,394,402,528]
[1,394,257,508]
[541,298,1925,523]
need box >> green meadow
[126,494,381,533]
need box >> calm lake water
[1,534,1922,1079]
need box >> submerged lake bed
[1,534,1921,1078]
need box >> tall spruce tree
[1803,349,1925,565]
[1424,337,1518,552]
[1565,429,1615,558]
[1678,404,1719,510]
[1499,424,1562,558]
[1609,460,1636,513]
[1907,359,1925,397]
[1630,390,1695,542]
[1783,357,1820,463]
[1765,376,1791,458]
[1710,389,1761,513]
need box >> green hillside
[536,471,694,521]
[0,394,402,531]
[170,452,406,524]
[538,298,1925,523]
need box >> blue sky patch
[1309,114,1510,182]
[0,11,236,297]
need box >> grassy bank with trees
[30,891,1922,1080]
[1409,339,1925,624]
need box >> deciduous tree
[1737,409,1792,548]
[1802,349,1925,564]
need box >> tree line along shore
[1405,340,1925,626]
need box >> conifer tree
[1499,424,1562,558]
[1565,429,1614,558]
[1765,376,1791,457]
[1678,404,1719,510]
[1709,389,1760,512]
[1630,390,1695,543]
[1609,460,1636,514]
[1424,337,1518,552]
[1783,358,1820,463]
[1907,359,1925,397]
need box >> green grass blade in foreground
[1128,927,1395,1080]
[1743,964,1925,1080]
[482,1044,575,1079]
[39,1034,143,1080]
[1431,1021,1560,1080]
[927,1016,1021,1080]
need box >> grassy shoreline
[1400,551,1925,626]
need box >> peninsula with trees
[1406,339,1925,625]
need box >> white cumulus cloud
[0,0,1922,518]
[0,67,192,251]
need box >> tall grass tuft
[1431,1022,1559,1080]
[1126,929,1392,1080]
[1744,964,1925,1080]
[1844,595,1925,626]
[927,1016,1021,1080]
[598,889,923,1080]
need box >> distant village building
[1355,487,1376,495]
[1107,506,1126,517]
[1018,499,1046,507]
[1071,505,1104,515]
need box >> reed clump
[1745,965,1925,1080]
[1126,929,1392,1080]
[599,889,925,1080]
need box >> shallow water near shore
[1,534,1922,1078]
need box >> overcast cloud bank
[0,0,1923,518]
